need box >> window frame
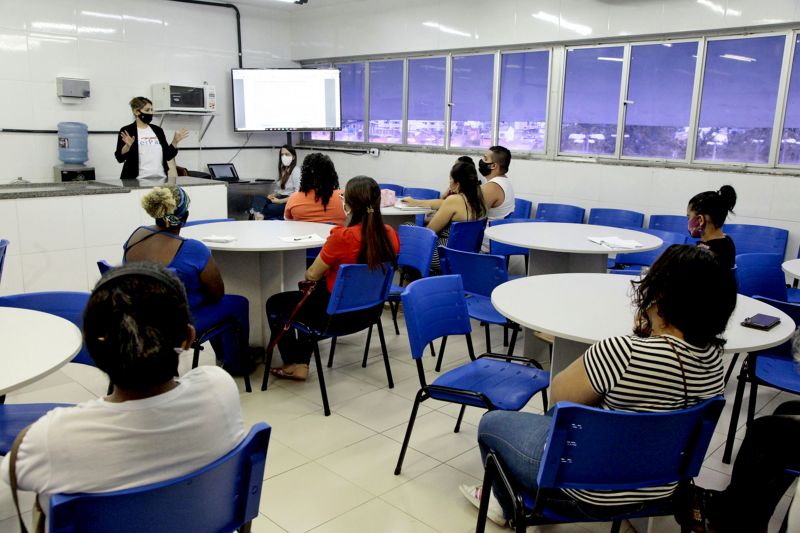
[333,60,367,143]
[774,30,800,168]
[446,50,498,152]
[403,54,448,149]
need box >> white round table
[782,258,800,280]
[181,220,334,345]
[492,273,797,375]
[484,222,664,276]
[380,205,432,229]
[0,308,83,395]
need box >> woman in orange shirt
[283,152,346,226]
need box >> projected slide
[232,69,341,132]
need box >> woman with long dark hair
[250,145,301,220]
[284,152,346,225]
[265,176,399,381]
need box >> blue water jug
[57,122,88,164]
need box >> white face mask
[281,155,294,167]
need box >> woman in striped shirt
[460,245,737,527]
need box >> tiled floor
[0,314,796,533]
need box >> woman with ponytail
[266,176,399,381]
[687,185,738,269]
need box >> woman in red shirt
[283,152,346,225]
[265,176,399,381]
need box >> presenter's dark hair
[345,176,397,270]
[299,152,339,209]
[488,145,511,172]
[278,144,297,189]
[450,162,486,220]
[631,245,736,348]
[688,185,737,227]
[84,263,190,390]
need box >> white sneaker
[253,212,265,221]
[459,484,508,527]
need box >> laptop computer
[207,163,243,183]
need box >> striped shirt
[563,334,724,506]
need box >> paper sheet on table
[201,235,237,243]
[393,202,426,211]
[279,233,325,244]
[587,236,643,249]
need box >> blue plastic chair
[439,247,518,363]
[722,296,800,464]
[262,264,395,416]
[476,397,725,533]
[49,422,272,533]
[447,219,487,253]
[97,260,113,274]
[184,218,235,227]
[488,218,531,272]
[534,203,585,224]
[512,198,533,219]
[588,208,644,229]
[734,253,787,301]
[648,214,687,234]
[379,183,404,195]
[609,229,688,274]
[394,275,549,475]
[0,239,9,284]
[387,225,437,335]
[0,403,73,455]
[723,224,789,257]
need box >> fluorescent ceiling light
[597,57,624,62]
[720,53,756,62]
[532,11,592,36]
[422,21,472,38]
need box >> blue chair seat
[466,295,509,326]
[388,283,403,300]
[429,358,549,410]
[754,354,800,394]
[0,403,72,454]
[788,288,800,304]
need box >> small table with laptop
[206,163,276,220]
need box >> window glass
[780,36,800,165]
[406,57,446,146]
[695,36,785,163]
[335,62,364,142]
[449,54,495,148]
[560,46,624,156]
[623,42,698,159]
[498,51,549,152]
[368,60,403,143]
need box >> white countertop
[484,222,663,254]
[492,273,796,354]
[782,258,800,279]
[180,220,334,252]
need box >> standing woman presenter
[115,96,189,180]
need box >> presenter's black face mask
[138,112,154,124]
[478,159,493,177]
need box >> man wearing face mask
[478,145,515,252]
[115,96,189,180]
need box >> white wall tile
[16,195,84,253]
[182,184,228,221]
[0,0,28,31]
[160,1,234,53]
[27,34,79,83]
[76,0,124,42]
[607,1,665,37]
[0,135,54,182]
[81,191,139,247]
[514,0,562,44]
[21,248,88,292]
[0,253,24,295]
[84,244,123,289]
[120,0,167,46]
[0,30,30,81]
[25,0,78,37]
[0,200,20,253]
[727,0,797,25]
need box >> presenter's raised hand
[172,129,189,146]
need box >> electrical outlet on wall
[368,148,380,157]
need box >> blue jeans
[478,411,648,522]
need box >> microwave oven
[151,83,216,112]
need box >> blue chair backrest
[184,218,235,227]
[0,239,9,283]
[0,292,93,367]
[537,398,724,491]
[513,198,533,219]
[723,224,788,257]
[614,229,688,267]
[49,423,271,533]
[648,214,687,234]
[397,225,437,278]
[735,253,787,300]
[97,260,113,274]
[402,187,440,200]
[588,208,644,229]
[447,219,487,253]
[752,296,800,358]
[488,218,530,258]
[534,203,585,224]
[401,276,472,359]
[439,247,508,298]
[379,183,404,195]
[326,263,394,315]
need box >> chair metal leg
[391,301,401,335]
[238,520,252,533]
[503,326,509,347]
[395,389,425,475]
[476,457,495,533]
[312,342,331,416]
[326,337,338,368]
[541,389,548,413]
[429,341,436,357]
[376,321,394,388]
[362,325,374,368]
[242,372,252,393]
[723,361,748,464]
[507,326,519,357]
[435,336,449,372]
[192,343,202,368]
[454,405,466,433]
[724,352,740,387]
[609,520,622,533]
[484,323,491,353]
[746,377,758,425]
[0,394,5,404]
[261,341,276,391]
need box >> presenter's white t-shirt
[137,126,166,179]
[1,366,245,515]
